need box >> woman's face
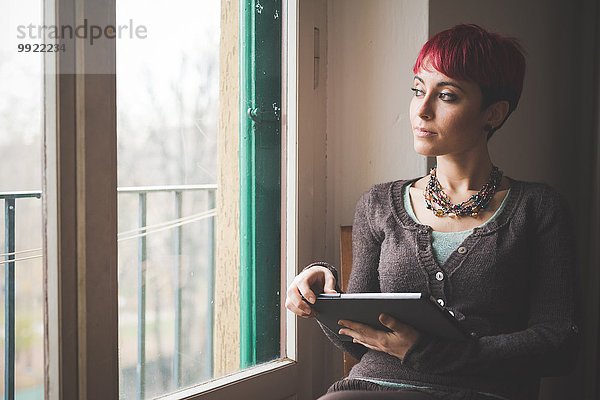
[409,68,489,157]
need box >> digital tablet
[313,293,468,341]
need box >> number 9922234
[18,43,66,52]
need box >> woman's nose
[417,97,434,120]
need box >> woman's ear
[484,100,510,131]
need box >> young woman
[285,24,580,400]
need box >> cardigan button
[457,246,468,255]
[436,298,445,307]
[435,271,444,281]
[470,331,478,338]
[571,325,579,334]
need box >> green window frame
[239,0,283,368]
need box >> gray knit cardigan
[313,178,580,400]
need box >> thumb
[379,314,404,332]
[323,273,338,294]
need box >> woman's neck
[434,152,495,194]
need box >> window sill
[159,359,298,400]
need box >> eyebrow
[413,75,465,92]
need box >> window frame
[44,0,119,398]
[239,0,283,367]
[44,0,310,399]
[43,0,118,399]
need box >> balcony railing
[1,185,216,400]
[0,191,42,400]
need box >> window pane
[0,1,45,398]
[116,1,225,398]
[117,1,285,397]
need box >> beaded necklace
[424,166,503,217]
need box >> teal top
[403,184,512,265]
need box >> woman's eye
[439,92,457,101]
[411,88,424,97]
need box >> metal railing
[117,185,217,399]
[0,191,43,400]
[1,185,216,400]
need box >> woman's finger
[338,328,360,342]
[379,314,408,332]
[339,328,382,352]
[339,320,380,337]
[285,297,314,318]
[296,278,317,305]
[323,272,338,294]
[379,314,419,341]
[285,286,314,316]
[352,338,379,351]
[339,321,384,345]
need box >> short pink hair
[413,24,526,138]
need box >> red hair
[413,24,526,138]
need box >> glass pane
[0,0,45,398]
[117,1,285,396]
[116,1,227,398]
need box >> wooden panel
[339,226,353,292]
[214,0,241,377]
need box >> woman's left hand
[338,314,420,360]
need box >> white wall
[296,1,341,396]
[294,2,430,394]
[429,0,580,194]
[325,0,429,270]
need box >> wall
[296,1,430,395]
[325,0,429,272]
[428,2,593,398]
[428,0,578,192]
[295,1,340,397]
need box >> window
[43,0,304,399]
[116,0,286,397]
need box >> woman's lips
[414,128,437,137]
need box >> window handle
[247,106,280,123]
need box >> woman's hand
[338,314,420,360]
[285,266,338,318]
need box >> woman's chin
[413,142,439,157]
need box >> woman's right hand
[285,266,338,318]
